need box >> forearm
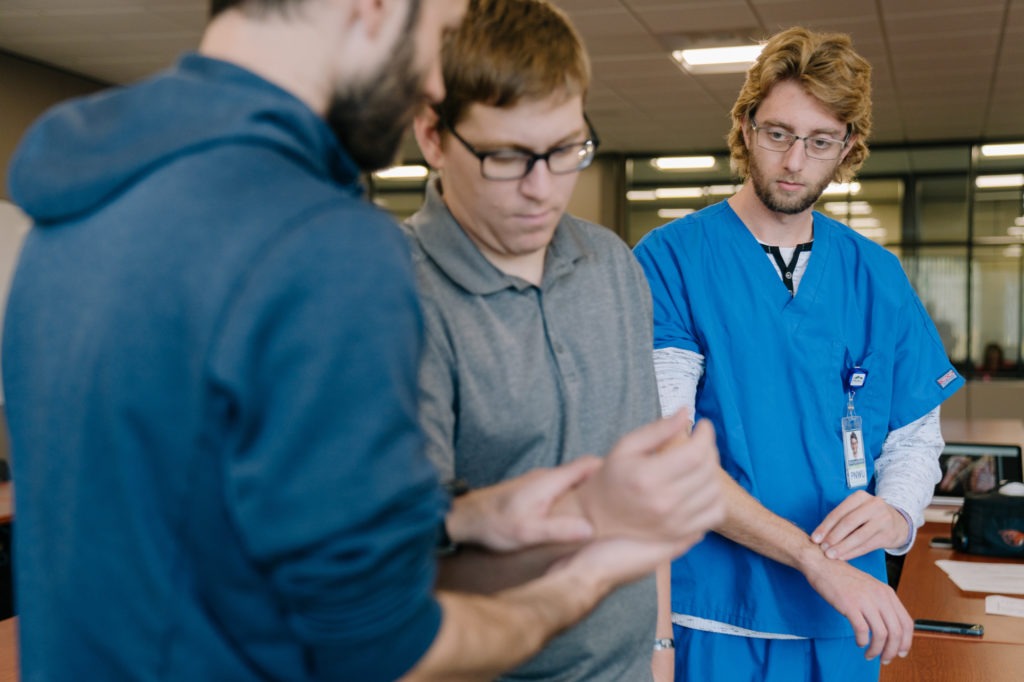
[403,569,604,682]
[651,563,674,680]
[713,468,825,576]
[436,543,580,594]
[655,563,672,638]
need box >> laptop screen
[931,442,1024,505]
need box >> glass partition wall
[370,142,1024,375]
[623,143,1024,375]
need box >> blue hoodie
[3,54,444,681]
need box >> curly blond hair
[728,27,872,183]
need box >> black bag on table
[951,489,1024,558]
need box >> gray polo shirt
[405,179,660,682]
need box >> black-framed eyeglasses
[444,115,601,180]
[750,117,850,161]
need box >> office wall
[567,156,625,237]
[0,200,30,408]
[0,50,105,201]
[963,381,1024,421]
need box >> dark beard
[326,5,425,171]
[749,152,834,215]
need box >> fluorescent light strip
[822,181,861,195]
[651,156,716,171]
[626,190,657,201]
[625,188,705,200]
[673,44,763,67]
[658,208,696,219]
[655,187,705,199]
[981,143,1024,158]
[849,217,880,229]
[855,228,887,240]
[823,201,872,216]
[373,165,429,180]
[976,174,1024,189]
[628,185,744,202]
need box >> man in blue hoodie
[2,1,723,681]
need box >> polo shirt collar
[407,177,589,295]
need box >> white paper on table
[985,595,1024,618]
[935,560,1024,595]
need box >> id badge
[842,415,867,489]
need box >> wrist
[653,637,675,651]
[571,474,614,538]
[551,481,591,532]
[794,536,830,576]
[889,504,914,550]
[442,479,474,545]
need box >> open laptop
[925,438,1019,528]
[930,442,1024,507]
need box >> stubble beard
[749,151,837,215]
[325,5,427,172]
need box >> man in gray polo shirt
[402,1,705,680]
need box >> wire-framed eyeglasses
[444,115,601,180]
[750,117,850,161]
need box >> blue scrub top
[634,201,964,638]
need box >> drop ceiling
[0,0,1022,157]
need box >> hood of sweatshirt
[8,53,361,224]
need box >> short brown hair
[435,0,590,126]
[728,26,872,183]
[209,0,300,19]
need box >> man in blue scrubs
[634,26,964,681]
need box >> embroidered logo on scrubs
[936,369,957,388]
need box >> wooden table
[0,617,17,682]
[880,635,1024,682]
[899,525,1024,645]
[0,483,10,525]
[880,523,1024,681]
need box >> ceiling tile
[630,3,758,36]
[754,0,878,26]
[883,7,1004,37]
[0,0,1020,156]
